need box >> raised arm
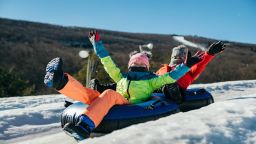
[190,41,225,79]
[150,63,190,90]
[150,52,203,90]
[88,30,123,82]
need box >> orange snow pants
[58,74,129,127]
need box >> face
[129,63,148,69]
[169,46,188,66]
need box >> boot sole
[44,57,61,87]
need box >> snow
[1,80,256,144]
[172,36,206,51]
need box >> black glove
[207,41,225,56]
[162,83,184,104]
[185,51,202,68]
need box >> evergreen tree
[0,68,35,97]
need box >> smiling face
[169,45,188,67]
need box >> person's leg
[71,89,129,139]
[58,74,100,104]
[44,57,67,90]
[83,89,129,127]
[44,57,100,104]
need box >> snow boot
[44,57,67,90]
[63,122,92,141]
[62,114,95,141]
[77,114,95,133]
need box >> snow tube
[180,88,214,112]
[61,88,213,133]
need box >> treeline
[0,18,255,97]
[0,68,34,96]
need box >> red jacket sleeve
[177,52,214,90]
[189,52,214,80]
[156,52,214,90]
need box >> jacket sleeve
[155,64,171,75]
[100,56,123,83]
[92,41,123,82]
[149,63,190,90]
[93,41,109,58]
[189,52,214,80]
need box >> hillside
[0,18,255,96]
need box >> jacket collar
[128,66,148,72]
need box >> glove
[88,30,100,46]
[185,51,202,68]
[207,41,225,56]
[88,30,109,58]
[162,83,184,104]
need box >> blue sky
[0,0,255,44]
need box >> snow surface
[1,80,256,144]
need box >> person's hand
[193,50,205,59]
[87,30,109,58]
[88,30,100,46]
[185,51,202,68]
[207,41,225,56]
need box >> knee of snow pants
[84,89,130,127]
[58,73,100,104]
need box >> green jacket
[94,41,190,104]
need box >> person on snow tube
[157,42,225,103]
[43,30,201,139]
[90,42,225,104]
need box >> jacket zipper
[126,75,132,100]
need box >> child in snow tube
[156,42,225,103]
[43,30,201,140]
[90,42,225,104]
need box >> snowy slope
[0,95,69,143]
[1,80,256,144]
